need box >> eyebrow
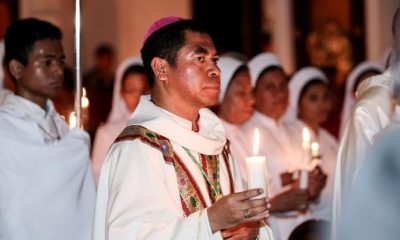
[194,46,208,54]
[39,54,66,60]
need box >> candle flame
[253,128,260,156]
[311,142,319,152]
[302,127,310,143]
[69,111,77,129]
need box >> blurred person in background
[91,56,149,186]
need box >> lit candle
[246,128,268,199]
[300,127,311,189]
[311,142,319,159]
[69,112,77,129]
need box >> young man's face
[167,31,221,109]
[15,38,65,106]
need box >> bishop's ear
[8,59,23,81]
[151,57,168,80]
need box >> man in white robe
[0,18,96,240]
[337,58,400,240]
[331,8,400,239]
[93,17,273,240]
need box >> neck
[151,94,201,132]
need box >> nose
[53,63,64,78]
[208,62,221,80]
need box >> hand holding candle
[246,128,268,199]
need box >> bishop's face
[166,31,221,109]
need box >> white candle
[311,142,319,158]
[69,112,76,129]
[246,128,268,199]
[300,127,311,189]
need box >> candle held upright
[300,127,311,189]
[246,128,268,199]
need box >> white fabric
[0,94,96,240]
[288,120,338,221]
[220,119,252,182]
[241,111,312,240]
[248,53,282,87]
[91,56,143,186]
[337,106,400,240]
[339,61,383,138]
[93,97,273,240]
[283,67,337,222]
[0,40,10,105]
[217,56,245,103]
[331,69,392,240]
[283,66,328,122]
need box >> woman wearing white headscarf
[339,61,383,138]
[241,53,315,240]
[91,56,149,186]
[215,53,276,240]
[215,55,254,181]
[284,66,337,223]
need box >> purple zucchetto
[143,16,184,43]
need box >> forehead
[30,39,64,57]
[180,31,217,54]
[258,68,286,84]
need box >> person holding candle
[91,56,150,186]
[284,66,337,223]
[93,17,273,240]
[241,52,322,240]
[0,18,96,240]
[213,54,255,181]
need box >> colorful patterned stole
[115,125,234,216]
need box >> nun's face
[219,68,254,124]
[298,82,331,126]
[254,68,288,120]
[121,72,150,112]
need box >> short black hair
[141,19,212,87]
[4,18,62,66]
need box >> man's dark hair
[4,18,62,66]
[141,19,211,87]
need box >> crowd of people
[0,7,400,239]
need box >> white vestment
[337,107,400,240]
[0,94,96,240]
[288,120,338,222]
[93,97,273,240]
[241,111,312,240]
[331,69,392,239]
[91,57,144,186]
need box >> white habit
[241,111,312,240]
[91,57,143,186]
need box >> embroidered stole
[115,125,234,216]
